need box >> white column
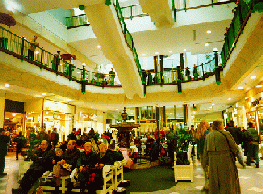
[0,95,5,128]
[97,111,106,134]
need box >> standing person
[195,120,210,190]
[68,128,77,140]
[0,128,10,175]
[245,122,260,168]
[50,128,59,148]
[109,68,115,85]
[52,51,61,72]
[226,120,246,167]
[27,35,39,61]
[13,132,26,160]
[203,120,241,194]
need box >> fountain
[110,107,140,148]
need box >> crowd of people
[1,119,261,194]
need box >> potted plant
[167,128,194,182]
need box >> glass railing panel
[71,67,82,80]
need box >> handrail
[111,0,144,81]
[65,14,90,29]
[0,26,120,88]
[221,0,262,67]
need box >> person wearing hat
[0,128,10,175]
[52,51,61,72]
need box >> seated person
[61,140,80,193]
[12,140,55,194]
[77,142,99,194]
[98,143,107,159]
[99,143,124,165]
[52,148,64,189]
[130,142,138,163]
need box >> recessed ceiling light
[256,85,262,88]
[205,43,209,47]
[251,76,256,79]
[116,109,118,110]
[238,86,243,89]
[184,49,186,51]
[97,45,101,49]
[67,99,72,102]
[212,103,215,106]
[5,83,9,87]
[142,54,146,56]
[228,98,231,100]
[207,30,212,34]
[193,111,196,114]
[42,93,46,96]
[155,52,159,55]
[169,51,173,53]
[12,113,16,117]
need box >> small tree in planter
[167,128,193,165]
[24,131,40,161]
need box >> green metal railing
[65,14,89,28]
[0,26,120,88]
[221,0,263,66]
[111,0,143,81]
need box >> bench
[41,159,126,194]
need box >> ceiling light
[116,109,118,110]
[207,30,211,34]
[209,106,212,109]
[42,93,46,96]
[97,45,101,49]
[245,97,248,99]
[251,76,256,79]
[228,98,231,100]
[193,111,196,114]
[256,85,262,88]
[238,86,243,89]
[77,72,81,73]
[155,52,159,55]
[82,63,86,66]
[184,49,186,52]
[212,103,215,106]
[142,54,146,56]
[169,51,173,53]
[12,113,16,117]
[5,83,9,87]
[66,99,72,102]
[205,43,209,47]
[35,51,39,54]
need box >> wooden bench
[41,159,126,194]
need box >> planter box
[174,151,193,182]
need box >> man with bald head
[12,140,55,194]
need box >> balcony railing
[0,26,120,88]
[221,0,262,66]
[66,14,90,29]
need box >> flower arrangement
[58,160,72,171]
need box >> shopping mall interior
[0,0,263,193]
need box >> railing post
[21,37,25,60]
[214,50,221,85]
[201,63,205,81]
[177,66,182,93]
[40,48,43,67]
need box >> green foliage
[25,132,40,161]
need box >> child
[52,148,64,189]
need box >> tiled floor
[1,152,263,194]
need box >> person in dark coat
[68,128,77,140]
[12,140,55,194]
[0,128,10,175]
[62,140,80,194]
[99,143,124,165]
[13,132,26,160]
[77,142,99,194]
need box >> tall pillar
[163,106,166,127]
[0,95,5,128]
[97,110,106,134]
[183,104,188,128]
[180,53,184,69]
[154,55,164,84]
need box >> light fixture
[82,63,86,66]
[207,30,212,34]
[97,45,101,49]
[116,109,118,110]
[251,76,256,79]
[169,51,173,53]
[42,93,46,96]
[193,111,196,114]
[228,98,231,100]
[213,47,218,52]
[142,54,146,56]
[245,97,249,99]
[256,85,262,88]
[12,113,16,117]
[205,43,209,47]
[5,83,9,87]
[212,103,215,106]
[77,72,81,74]
[184,49,186,52]
[238,86,244,89]
[155,52,159,55]
[35,51,39,54]
[66,99,72,102]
